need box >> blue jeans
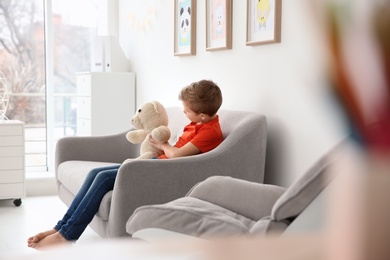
[54,164,121,241]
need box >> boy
[27,79,223,250]
[150,79,223,158]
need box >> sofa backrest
[165,107,187,145]
[165,107,268,183]
[165,107,267,145]
[250,142,345,235]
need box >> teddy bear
[125,101,171,160]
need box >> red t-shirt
[158,116,223,159]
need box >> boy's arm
[149,136,200,158]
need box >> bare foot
[31,232,71,250]
[27,229,57,247]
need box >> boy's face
[182,101,202,123]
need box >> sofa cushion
[126,197,255,238]
[57,161,120,195]
[97,191,113,220]
[187,176,286,221]
[57,161,120,220]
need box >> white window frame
[45,0,55,173]
[28,0,114,175]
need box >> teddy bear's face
[131,101,168,133]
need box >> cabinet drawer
[77,97,91,118]
[0,157,24,170]
[0,125,23,136]
[0,136,24,146]
[0,183,25,198]
[0,147,23,157]
[77,74,91,96]
[0,170,24,183]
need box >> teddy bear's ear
[150,101,169,126]
[151,101,161,115]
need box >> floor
[0,196,101,259]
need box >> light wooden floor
[0,196,101,258]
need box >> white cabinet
[0,120,25,206]
[76,72,135,136]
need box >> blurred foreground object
[325,143,390,260]
[319,1,390,259]
[324,0,390,155]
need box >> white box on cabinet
[91,35,130,72]
[76,72,135,136]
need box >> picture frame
[206,0,232,51]
[246,0,282,46]
[174,0,197,56]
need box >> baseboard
[26,177,58,197]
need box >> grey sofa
[126,143,343,238]
[55,107,267,238]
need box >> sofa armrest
[186,176,287,221]
[55,130,139,173]
[106,152,267,236]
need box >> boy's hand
[149,135,164,149]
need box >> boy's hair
[179,80,223,116]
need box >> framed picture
[174,0,197,56]
[246,0,282,46]
[206,0,232,51]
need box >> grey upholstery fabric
[57,161,119,196]
[126,145,341,238]
[55,107,267,238]
[270,154,337,221]
[126,176,286,237]
[186,176,286,221]
[127,197,254,238]
[249,216,290,235]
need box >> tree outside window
[0,0,99,171]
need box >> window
[0,0,46,171]
[0,0,103,175]
[48,0,101,172]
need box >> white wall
[117,0,346,187]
